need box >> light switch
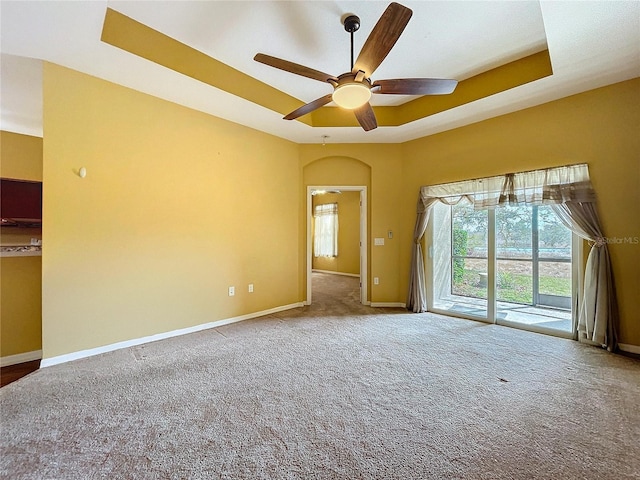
[374,238,385,246]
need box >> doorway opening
[306,186,367,306]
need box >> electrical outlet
[248,284,254,293]
[374,277,379,285]
[228,286,235,296]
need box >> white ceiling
[1,1,639,144]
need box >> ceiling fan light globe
[332,83,371,109]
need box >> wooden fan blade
[254,53,338,83]
[353,103,378,131]
[352,3,412,78]
[284,94,334,120]
[372,78,458,95]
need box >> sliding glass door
[495,205,573,332]
[429,201,576,337]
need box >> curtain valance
[419,163,596,209]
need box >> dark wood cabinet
[1,178,43,226]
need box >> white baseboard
[618,343,640,355]
[1,350,42,367]
[312,269,360,278]
[370,302,406,308]
[41,302,305,368]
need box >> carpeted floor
[1,272,639,479]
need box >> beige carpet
[2,272,639,479]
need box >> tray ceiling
[1,1,639,143]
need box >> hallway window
[314,203,338,257]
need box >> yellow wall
[401,78,640,346]
[1,228,42,246]
[1,257,42,356]
[42,63,300,358]
[0,131,43,181]
[0,131,43,358]
[312,191,360,275]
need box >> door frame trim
[306,186,368,305]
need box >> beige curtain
[407,164,618,350]
[407,195,468,312]
[552,202,618,350]
[407,197,437,312]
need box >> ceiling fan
[254,2,458,131]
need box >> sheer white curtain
[407,163,618,351]
[314,203,339,258]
